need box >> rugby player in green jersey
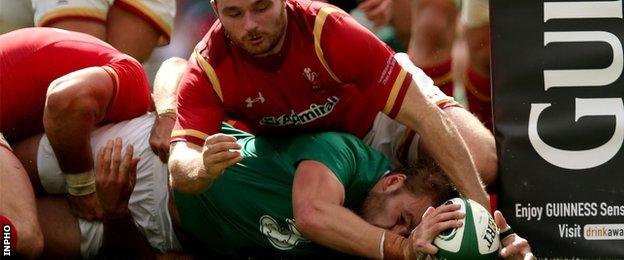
[12,116,532,259]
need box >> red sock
[0,215,18,256]
[465,66,493,130]
[422,59,454,96]
[489,193,498,211]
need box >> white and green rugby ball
[433,198,500,260]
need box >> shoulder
[287,0,349,31]
[194,21,230,67]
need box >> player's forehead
[214,0,275,10]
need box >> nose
[243,13,259,31]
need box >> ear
[211,0,219,17]
[379,174,407,193]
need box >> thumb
[494,210,510,230]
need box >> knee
[465,26,491,73]
[411,0,457,46]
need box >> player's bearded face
[358,190,430,237]
[219,0,287,56]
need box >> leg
[0,143,44,258]
[106,3,162,62]
[408,0,458,95]
[11,134,46,195]
[36,196,82,259]
[389,0,412,50]
[33,0,108,40]
[46,19,107,40]
[461,0,493,129]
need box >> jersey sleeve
[317,8,412,119]
[171,53,224,146]
[285,132,390,193]
[101,55,152,123]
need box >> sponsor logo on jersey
[259,215,309,250]
[259,96,339,126]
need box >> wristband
[379,231,386,259]
[157,108,176,116]
[64,170,96,196]
[500,227,515,240]
[383,232,410,260]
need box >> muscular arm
[44,67,114,174]
[395,83,489,208]
[168,141,212,194]
[150,57,188,162]
[292,160,384,258]
[169,136,241,194]
[442,106,497,188]
[152,57,187,115]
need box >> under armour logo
[245,92,265,108]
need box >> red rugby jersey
[0,28,151,141]
[173,0,412,145]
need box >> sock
[422,59,454,97]
[464,66,493,130]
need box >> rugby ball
[433,198,499,259]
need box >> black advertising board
[491,0,624,257]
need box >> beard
[356,191,390,223]
[227,3,287,56]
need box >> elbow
[44,82,101,125]
[162,57,188,68]
[293,200,326,237]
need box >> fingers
[118,143,133,183]
[500,235,530,258]
[203,134,242,167]
[358,0,383,11]
[111,138,122,175]
[358,0,391,26]
[494,210,510,231]
[102,139,113,174]
[205,133,239,145]
[203,150,242,165]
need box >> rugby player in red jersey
[0,27,151,257]
[167,0,495,209]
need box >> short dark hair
[387,162,459,206]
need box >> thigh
[33,0,111,39]
[0,142,42,256]
[36,196,82,259]
[107,0,176,62]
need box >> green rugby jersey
[174,125,391,258]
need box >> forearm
[100,214,154,258]
[43,106,96,173]
[168,144,214,194]
[394,85,488,206]
[296,201,383,258]
[153,57,187,115]
[399,103,488,206]
[443,106,498,187]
